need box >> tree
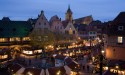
[29,29,55,49]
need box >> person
[82,65,85,70]
[29,59,31,65]
[87,65,89,72]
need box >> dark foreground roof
[0,20,33,38]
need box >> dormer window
[118,26,124,31]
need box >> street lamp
[115,64,119,75]
[99,50,105,75]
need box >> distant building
[105,12,125,60]
[49,15,64,33]
[87,20,103,40]
[74,15,93,25]
[33,11,50,33]
[0,17,32,48]
[74,24,87,39]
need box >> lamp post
[99,53,103,75]
[99,49,105,75]
[115,64,119,75]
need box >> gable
[64,22,76,31]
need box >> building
[0,17,33,48]
[87,20,103,40]
[65,5,73,22]
[49,15,64,33]
[74,24,87,39]
[33,11,50,33]
[74,15,93,25]
[105,12,125,61]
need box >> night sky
[0,0,125,22]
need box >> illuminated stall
[0,48,11,62]
[21,46,42,56]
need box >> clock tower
[65,5,73,22]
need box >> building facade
[34,11,50,33]
[49,15,64,33]
[105,12,125,61]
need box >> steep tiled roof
[0,20,33,38]
[107,12,125,36]
[112,12,125,25]
[74,24,87,31]
[49,15,60,26]
[74,15,93,24]
[62,20,69,28]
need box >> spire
[68,4,70,9]
[67,5,72,14]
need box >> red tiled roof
[62,20,69,28]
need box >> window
[60,26,62,29]
[73,31,75,34]
[65,31,68,34]
[69,29,73,34]
[41,17,43,20]
[39,22,41,25]
[118,36,123,43]
[0,38,6,42]
[89,32,92,34]
[118,26,124,31]
[44,22,46,25]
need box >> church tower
[65,5,73,22]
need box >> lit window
[15,37,20,41]
[23,37,30,41]
[69,28,73,34]
[0,55,8,59]
[0,38,6,42]
[118,36,123,43]
[23,50,33,54]
[118,26,124,31]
